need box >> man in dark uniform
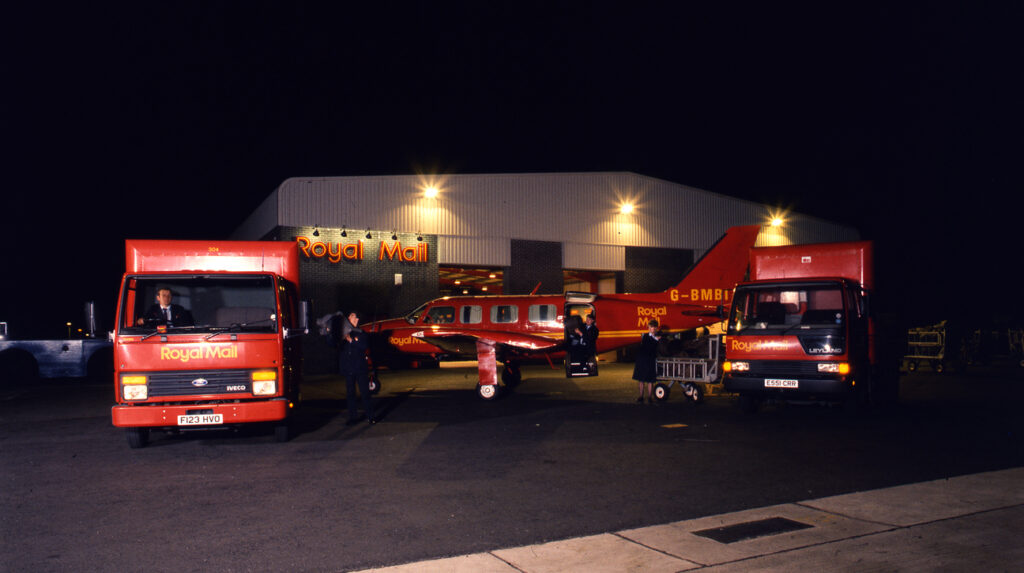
[570,313,600,374]
[137,287,194,326]
[340,311,376,425]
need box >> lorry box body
[111,240,307,447]
[722,241,891,410]
[749,241,874,289]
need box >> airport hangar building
[231,171,859,373]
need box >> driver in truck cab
[137,287,194,327]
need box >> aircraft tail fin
[665,225,761,303]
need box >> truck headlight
[817,362,850,374]
[122,375,148,401]
[251,371,277,396]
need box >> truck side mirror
[284,300,313,339]
[298,300,313,334]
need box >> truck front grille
[146,369,251,397]
[733,361,836,380]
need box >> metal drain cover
[693,517,813,544]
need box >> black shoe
[635,396,644,403]
[367,417,377,425]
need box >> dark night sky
[2,2,1019,339]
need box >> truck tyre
[126,428,149,449]
[738,394,759,414]
[274,422,291,442]
[653,383,670,402]
[368,372,381,395]
[907,360,918,372]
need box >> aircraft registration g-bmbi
[365,225,761,400]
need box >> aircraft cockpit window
[406,302,430,324]
[424,306,456,324]
[460,305,482,324]
[491,304,518,324]
[528,304,558,323]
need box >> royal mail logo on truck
[160,345,239,363]
[729,338,797,354]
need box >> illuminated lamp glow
[424,186,439,199]
[620,203,634,215]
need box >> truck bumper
[723,375,853,398]
[112,398,289,428]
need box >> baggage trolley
[654,335,722,403]
[904,321,948,373]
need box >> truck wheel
[738,394,759,414]
[126,428,149,449]
[274,422,291,443]
[477,384,498,400]
[907,360,918,372]
[368,373,381,395]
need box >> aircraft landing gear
[477,383,499,400]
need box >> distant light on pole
[66,322,72,338]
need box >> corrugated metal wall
[234,172,860,268]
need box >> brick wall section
[507,240,563,295]
[620,246,694,293]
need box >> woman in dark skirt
[633,319,661,403]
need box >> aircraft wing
[413,327,561,352]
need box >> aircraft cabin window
[460,305,482,324]
[528,304,558,323]
[491,305,518,324]
[424,306,456,324]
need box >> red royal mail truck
[111,240,310,447]
[722,241,897,413]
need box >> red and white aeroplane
[365,225,761,399]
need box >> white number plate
[178,414,223,426]
[764,379,799,388]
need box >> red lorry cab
[111,240,309,447]
[722,241,893,412]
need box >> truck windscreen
[728,284,846,333]
[121,276,278,333]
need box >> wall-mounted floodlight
[424,186,439,199]
[620,203,634,215]
[771,217,784,227]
